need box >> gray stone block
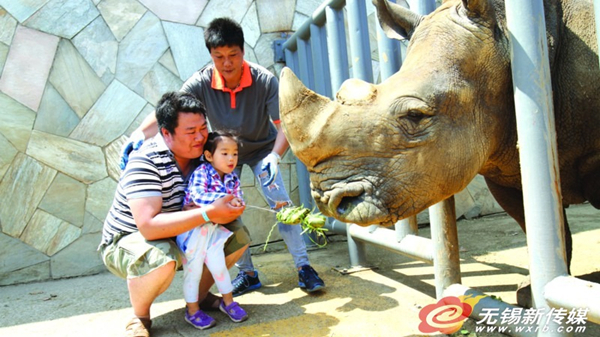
[158,49,179,78]
[292,12,308,32]
[0,133,17,181]
[50,233,105,280]
[163,21,210,81]
[39,173,86,227]
[0,25,58,111]
[86,177,117,223]
[125,104,154,135]
[26,130,107,184]
[0,153,56,237]
[296,0,322,16]
[24,0,99,39]
[254,33,280,70]
[139,63,183,106]
[139,0,206,25]
[241,2,260,48]
[0,42,7,75]
[257,0,294,33]
[244,43,258,64]
[72,16,118,80]
[49,39,106,118]
[0,0,49,22]
[0,260,50,286]
[197,0,252,27]
[70,80,146,147]
[115,11,168,89]
[105,136,125,182]
[82,211,103,235]
[20,210,81,256]
[0,232,48,274]
[0,9,17,45]
[97,0,146,41]
[34,84,80,137]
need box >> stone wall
[0,0,501,286]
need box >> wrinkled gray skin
[279,0,600,268]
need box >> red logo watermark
[418,295,484,334]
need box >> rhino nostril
[337,196,361,215]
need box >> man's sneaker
[232,270,262,297]
[298,265,325,292]
[185,309,216,330]
[219,300,249,323]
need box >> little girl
[176,130,248,329]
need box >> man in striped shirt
[100,92,249,337]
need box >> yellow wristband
[201,209,210,222]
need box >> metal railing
[281,0,600,335]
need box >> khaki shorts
[100,219,250,279]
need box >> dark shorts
[100,219,250,279]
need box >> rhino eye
[406,110,426,123]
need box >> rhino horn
[372,0,423,40]
[279,67,336,167]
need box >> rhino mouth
[317,181,392,226]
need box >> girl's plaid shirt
[183,162,244,207]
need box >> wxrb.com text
[475,307,588,334]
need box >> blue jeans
[234,157,309,271]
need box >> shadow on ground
[0,203,598,336]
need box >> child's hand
[229,197,244,207]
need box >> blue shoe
[232,270,262,297]
[298,265,325,292]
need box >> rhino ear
[373,0,423,40]
[461,0,494,19]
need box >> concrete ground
[1,203,599,337]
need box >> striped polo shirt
[180,61,280,165]
[100,134,197,246]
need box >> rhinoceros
[279,0,600,270]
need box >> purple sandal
[185,309,216,330]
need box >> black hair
[155,92,206,135]
[204,130,241,155]
[204,17,245,52]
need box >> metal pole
[375,0,402,82]
[296,39,315,90]
[293,39,318,246]
[282,0,346,52]
[284,49,299,75]
[429,196,461,300]
[545,276,600,324]
[506,0,569,336]
[406,0,436,15]
[346,0,373,82]
[395,216,418,241]
[325,5,350,95]
[310,23,330,97]
[346,223,368,267]
[349,225,432,263]
[322,3,366,263]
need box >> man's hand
[119,130,145,170]
[260,152,281,186]
[209,194,245,224]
